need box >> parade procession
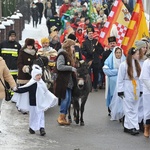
[0,0,150,149]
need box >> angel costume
[12,65,58,132]
[139,58,150,125]
[117,59,140,130]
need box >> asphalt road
[0,89,150,150]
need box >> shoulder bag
[0,78,12,101]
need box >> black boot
[40,128,46,136]
[124,127,139,135]
[120,116,125,127]
[139,120,144,132]
[29,128,35,134]
[108,107,111,116]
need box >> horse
[68,60,92,126]
[33,56,53,91]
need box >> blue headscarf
[104,46,126,69]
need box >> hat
[8,30,16,37]
[75,18,80,24]
[64,0,69,3]
[135,40,146,49]
[141,37,149,43]
[31,64,42,79]
[96,4,101,9]
[77,27,82,32]
[103,4,108,8]
[67,33,76,41]
[108,36,117,43]
[35,40,42,49]
[50,26,58,32]
[82,5,86,8]
[85,17,90,22]
[62,39,75,49]
[86,26,94,33]
[74,12,78,16]
[41,37,49,44]
[25,38,35,46]
[50,31,58,39]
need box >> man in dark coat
[35,0,44,24]
[81,26,104,91]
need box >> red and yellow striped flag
[121,0,149,55]
[99,0,131,47]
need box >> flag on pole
[121,0,149,55]
[87,0,99,23]
[99,0,131,47]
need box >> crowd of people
[0,0,150,139]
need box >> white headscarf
[31,64,42,79]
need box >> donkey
[68,60,92,126]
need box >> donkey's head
[76,60,89,90]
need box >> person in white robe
[135,40,147,132]
[12,64,58,136]
[103,46,126,117]
[139,48,150,138]
[117,47,141,135]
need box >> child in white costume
[117,47,141,135]
[12,64,58,136]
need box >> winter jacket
[0,57,16,100]
[44,7,53,20]
[81,38,104,64]
[46,16,62,33]
[17,48,37,85]
[35,2,44,17]
[59,4,71,18]
[0,40,21,75]
[54,50,74,99]
[30,6,39,20]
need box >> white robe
[109,88,124,120]
[11,78,58,131]
[11,79,58,112]
[117,60,140,130]
[139,59,150,124]
[138,59,145,123]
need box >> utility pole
[0,0,2,18]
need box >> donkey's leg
[80,96,88,126]
[68,103,72,123]
[73,98,80,124]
